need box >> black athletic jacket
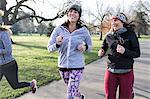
[101,28,140,69]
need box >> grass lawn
[0,35,102,99]
[139,35,150,40]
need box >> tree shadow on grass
[135,92,150,99]
[134,83,150,99]
[15,42,47,50]
[96,93,105,98]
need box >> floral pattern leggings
[59,69,83,99]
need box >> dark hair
[67,4,82,17]
[117,13,135,31]
[123,21,136,32]
[62,19,86,29]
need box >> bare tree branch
[1,0,67,25]
[140,0,150,12]
[9,2,66,24]
[16,0,19,3]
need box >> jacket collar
[114,27,127,35]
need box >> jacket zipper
[1,40,6,64]
[67,35,71,69]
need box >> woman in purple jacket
[47,4,92,99]
[0,10,37,93]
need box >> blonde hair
[6,28,13,36]
[0,28,13,37]
[0,9,13,37]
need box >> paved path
[17,40,150,99]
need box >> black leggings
[0,60,30,89]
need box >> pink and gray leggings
[59,69,83,99]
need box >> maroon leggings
[104,69,134,99]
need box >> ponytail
[123,21,135,32]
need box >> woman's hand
[98,49,105,57]
[77,42,86,52]
[116,44,125,54]
[56,35,63,45]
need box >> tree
[135,12,149,37]
[0,0,69,25]
[139,0,150,13]
[37,22,48,36]
[89,0,112,40]
[129,0,150,37]
[0,0,73,43]
[11,22,22,34]
[47,22,55,37]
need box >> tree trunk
[0,0,9,24]
[138,32,141,38]
[99,32,103,40]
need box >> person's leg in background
[104,69,119,99]
[3,60,30,89]
[3,60,37,93]
[119,70,134,99]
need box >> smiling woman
[47,4,92,99]
[98,12,140,99]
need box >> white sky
[6,0,148,25]
[6,0,134,16]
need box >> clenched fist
[116,44,125,54]
[77,42,86,52]
[56,35,63,45]
[98,49,105,57]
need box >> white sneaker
[31,79,37,93]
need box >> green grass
[139,35,150,40]
[0,35,101,99]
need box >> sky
[6,0,148,25]
[6,0,134,16]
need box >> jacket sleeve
[0,31,12,55]
[47,27,59,52]
[84,29,92,52]
[101,37,109,53]
[123,32,140,58]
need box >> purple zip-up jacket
[0,30,14,65]
[47,26,92,69]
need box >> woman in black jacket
[98,13,140,99]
